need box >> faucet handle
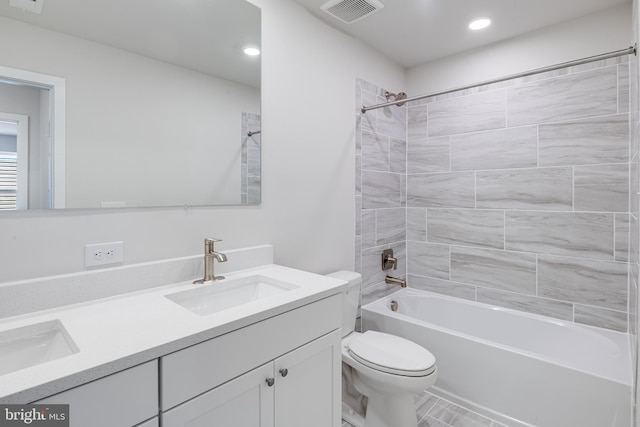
[381,248,398,270]
[204,238,222,254]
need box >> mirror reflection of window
[0,121,19,209]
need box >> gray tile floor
[342,390,508,427]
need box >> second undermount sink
[165,275,299,316]
[0,320,79,376]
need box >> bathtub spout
[385,276,407,288]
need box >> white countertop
[0,264,347,403]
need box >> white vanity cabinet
[161,295,342,427]
[35,360,158,427]
[274,330,341,427]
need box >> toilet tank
[326,271,362,337]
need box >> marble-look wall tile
[615,213,630,262]
[476,167,573,210]
[407,208,427,242]
[361,90,378,132]
[408,104,429,141]
[476,288,573,320]
[361,210,376,248]
[355,196,362,236]
[505,211,614,260]
[574,163,629,212]
[538,114,629,167]
[408,275,476,300]
[356,78,380,95]
[450,247,536,294]
[427,209,504,249]
[390,138,407,174]
[407,172,475,208]
[362,171,403,208]
[507,67,618,126]
[376,208,406,246]
[632,214,640,265]
[619,63,630,114]
[538,255,628,311]
[361,130,390,172]
[631,160,639,219]
[450,126,537,171]
[630,268,638,336]
[568,57,627,74]
[247,177,260,204]
[574,305,627,332]
[517,68,569,84]
[361,245,388,288]
[377,103,406,140]
[355,154,362,195]
[389,241,407,277]
[354,235,362,273]
[407,242,450,280]
[407,137,450,174]
[428,89,506,137]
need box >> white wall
[0,0,404,283]
[407,3,633,95]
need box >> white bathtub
[362,288,632,427]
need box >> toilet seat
[347,331,436,377]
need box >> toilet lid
[347,331,436,377]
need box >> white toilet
[327,271,437,427]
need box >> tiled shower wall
[241,112,261,204]
[355,78,408,309]
[356,57,632,333]
[631,0,640,415]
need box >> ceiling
[0,0,261,88]
[292,0,631,68]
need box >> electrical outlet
[85,241,124,267]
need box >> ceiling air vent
[321,0,384,24]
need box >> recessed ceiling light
[243,47,260,56]
[469,18,491,30]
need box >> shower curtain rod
[361,45,637,114]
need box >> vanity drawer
[36,360,158,427]
[160,294,341,409]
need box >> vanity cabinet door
[162,362,275,427]
[275,329,342,427]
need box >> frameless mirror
[0,0,261,210]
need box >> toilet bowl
[327,271,437,427]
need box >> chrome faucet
[193,238,228,284]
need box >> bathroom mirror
[0,0,261,210]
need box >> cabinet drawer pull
[265,377,275,387]
[279,368,288,377]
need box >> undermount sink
[165,275,299,316]
[0,320,79,376]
